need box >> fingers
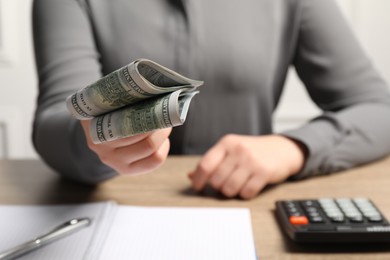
[200,154,263,199]
[125,138,171,175]
[191,142,227,191]
[81,120,171,149]
[98,127,172,149]
[80,119,172,176]
[191,155,265,199]
[239,174,267,200]
[191,163,267,199]
[113,129,171,174]
[103,132,151,149]
[208,152,238,190]
[113,128,172,164]
[189,134,276,199]
[220,166,252,198]
[190,143,261,198]
[190,134,253,197]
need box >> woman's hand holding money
[81,121,171,175]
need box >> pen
[0,218,91,260]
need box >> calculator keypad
[276,198,390,243]
[282,198,385,225]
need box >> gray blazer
[33,0,390,184]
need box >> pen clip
[37,218,91,243]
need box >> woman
[32,0,390,199]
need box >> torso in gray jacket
[32,0,390,183]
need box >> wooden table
[1,156,390,259]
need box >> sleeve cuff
[280,113,349,180]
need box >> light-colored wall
[0,0,389,158]
[274,0,390,132]
[0,0,36,158]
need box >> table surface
[1,156,390,259]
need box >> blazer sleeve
[283,0,390,179]
[32,0,116,183]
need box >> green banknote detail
[66,59,203,120]
[93,66,151,108]
[91,89,198,144]
[120,94,171,136]
[93,94,172,143]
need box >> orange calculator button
[289,216,309,225]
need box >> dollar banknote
[90,89,198,143]
[66,59,203,120]
[66,59,203,143]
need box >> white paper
[0,203,257,260]
[99,206,257,260]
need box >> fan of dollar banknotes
[66,59,203,144]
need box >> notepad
[0,202,257,260]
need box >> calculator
[275,198,390,243]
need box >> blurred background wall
[0,0,389,159]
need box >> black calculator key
[310,216,325,223]
[283,201,304,217]
[306,207,318,213]
[303,200,315,207]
